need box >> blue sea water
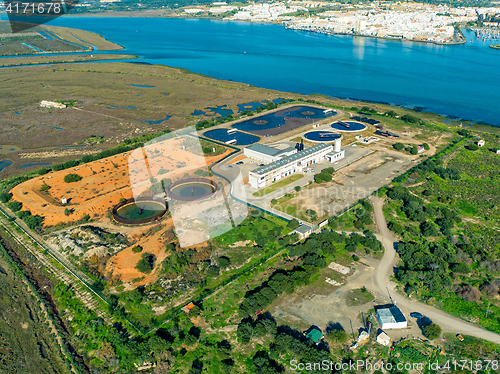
[5,16,500,126]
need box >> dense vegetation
[385,130,500,332]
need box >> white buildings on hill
[247,140,344,189]
[244,144,297,163]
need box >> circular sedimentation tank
[167,178,217,202]
[330,121,367,132]
[113,199,166,225]
[304,131,342,142]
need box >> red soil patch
[228,154,247,164]
[105,219,173,289]
[11,138,232,226]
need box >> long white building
[248,141,344,189]
[244,144,297,163]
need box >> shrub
[401,114,420,124]
[393,143,404,151]
[422,323,441,340]
[40,184,51,192]
[452,262,471,274]
[465,144,479,151]
[64,208,73,216]
[64,174,82,183]
[6,201,22,212]
[132,245,142,253]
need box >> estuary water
[4,16,500,125]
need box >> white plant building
[248,140,344,189]
[243,144,297,164]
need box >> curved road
[370,195,500,344]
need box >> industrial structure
[243,144,297,163]
[376,305,407,330]
[247,139,344,189]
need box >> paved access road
[370,196,500,344]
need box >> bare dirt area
[279,144,417,220]
[11,138,232,226]
[104,220,174,290]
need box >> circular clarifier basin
[168,178,217,201]
[304,131,342,142]
[331,121,367,132]
[113,200,166,224]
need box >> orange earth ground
[104,219,173,289]
[11,138,232,289]
[228,154,247,164]
[11,138,232,226]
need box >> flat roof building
[248,142,344,189]
[244,144,297,163]
[293,224,313,239]
[376,305,407,330]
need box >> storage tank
[334,138,341,152]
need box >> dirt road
[370,195,500,344]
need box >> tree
[188,305,201,318]
[294,186,301,192]
[6,201,22,212]
[216,256,231,269]
[0,192,12,203]
[148,335,171,356]
[206,265,220,278]
[410,147,418,155]
[388,221,405,235]
[64,173,82,183]
[271,199,277,205]
[423,143,430,150]
[237,320,253,343]
[422,323,441,340]
[420,221,439,237]
[393,143,404,151]
[135,253,155,274]
[287,219,300,230]
[64,208,73,216]
[24,214,43,229]
[40,184,51,192]
[328,329,348,343]
[465,143,479,151]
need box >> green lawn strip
[252,174,304,197]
